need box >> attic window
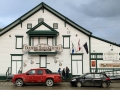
[27,23,32,29]
[38,18,44,23]
[53,23,58,29]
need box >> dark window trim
[38,18,44,23]
[27,23,32,29]
[15,36,24,49]
[62,35,71,49]
[53,23,58,29]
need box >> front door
[71,54,83,75]
[12,61,22,74]
[24,69,35,83]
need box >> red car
[12,68,62,87]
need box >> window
[85,74,94,79]
[27,23,32,29]
[37,70,43,75]
[38,18,44,23]
[94,74,103,78]
[53,23,58,29]
[97,55,103,58]
[28,70,35,75]
[45,69,52,74]
[15,36,23,49]
[63,35,71,49]
[91,55,96,58]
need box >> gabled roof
[91,35,120,47]
[0,2,92,36]
[26,21,59,36]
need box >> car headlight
[71,79,76,81]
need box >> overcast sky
[0,0,120,44]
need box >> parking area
[0,82,120,90]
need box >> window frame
[53,23,58,29]
[15,36,23,49]
[62,35,71,49]
[38,18,44,23]
[27,23,32,29]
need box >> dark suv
[70,72,111,88]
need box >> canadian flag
[78,39,81,51]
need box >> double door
[12,61,22,74]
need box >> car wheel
[15,79,24,87]
[102,82,108,88]
[46,79,54,87]
[76,82,82,87]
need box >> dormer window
[27,23,32,29]
[38,18,44,23]
[53,23,58,29]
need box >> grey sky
[0,0,120,44]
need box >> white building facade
[0,2,120,78]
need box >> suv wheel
[15,79,23,87]
[102,82,108,88]
[46,79,54,87]
[76,82,82,87]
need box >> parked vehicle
[11,68,62,87]
[70,72,111,88]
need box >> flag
[78,39,81,51]
[83,42,88,54]
[72,42,74,53]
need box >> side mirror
[83,77,85,79]
[26,73,29,75]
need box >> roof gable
[35,25,50,31]
[0,2,92,36]
[26,21,59,36]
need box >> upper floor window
[38,18,44,23]
[53,23,58,29]
[62,35,71,49]
[15,36,23,49]
[27,23,32,29]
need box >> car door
[24,69,35,83]
[93,74,103,86]
[82,74,94,86]
[33,69,43,82]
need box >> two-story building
[0,2,120,79]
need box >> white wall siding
[91,37,120,53]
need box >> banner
[91,60,96,67]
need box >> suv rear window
[103,74,109,78]
[45,69,52,74]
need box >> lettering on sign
[100,63,120,67]
[103,52,119,60]
[23,44,63,52]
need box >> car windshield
[80,73,87,77]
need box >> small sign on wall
[100,63,120,67]
[91,60,96,67]
[103,52,119,60]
